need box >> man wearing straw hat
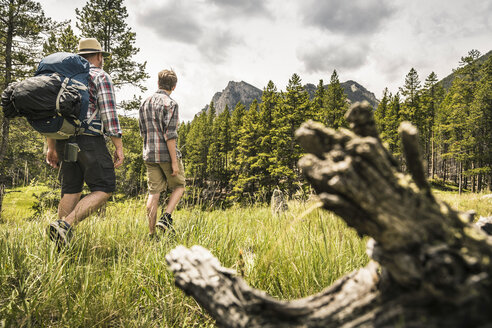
[46,38,124,246]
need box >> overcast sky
[41,0,491,121]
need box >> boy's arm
[166,138,179,176]
[162,101,180,175]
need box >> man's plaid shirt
[85,65,122,137]
[138,89,180,163]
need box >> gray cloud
[301,0,395,35]
[137,1,244,63]
[411,0,492,40]
[198,28,242,63]
[297,42,370,73]
[137,2,203,44]
[208,0,270,16]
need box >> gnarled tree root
[166,102,492,327]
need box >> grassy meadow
[1,184,491,327]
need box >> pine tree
[232,100,261,202]
[177,121,190,160]
[374,88,390,137]
[116,116,145,195]
[271,73,310,194]
[229,102,246,179]
[206,102,220,183]
[0,0,56,216]
[437,50,482,193]
[386,92,403,158]
[399,68,422,126]
[421,72,444,178]
[76,0,149,91]
[185,112,209,185]
[469,54,492,191]
[325,70,348,128]
[0,0,55,159]
[42,23,79,55]
[311,79,327,122]
[257,81,280,197]
[216,106,232,188]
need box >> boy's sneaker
[48,220,72,247]
[156,213,174,233]
[149,233,161,242]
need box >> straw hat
[77,38,110,57]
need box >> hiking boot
[48,220,72,247]
[156,213,174,233]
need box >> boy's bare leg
[165,186,184,215]
[147,192,160,234]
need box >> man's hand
[111,136,124,168]
[171,160,179,176]
[46,138,59,168]
[113,147,124,168]
[46,148,59,168]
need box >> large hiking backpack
[1,52,96,139]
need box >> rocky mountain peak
[204,79,379,115]
[203,81,262,114]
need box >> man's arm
[95,72,124,168]
[96,72,122,138]
[166,138,179,176]
[46,137,59,168]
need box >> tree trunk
[166,102,492,328]
[0,184,4,219]
[431,131,435,180]
[472,163,476,193]
[442,158,447,183]
[0,9,14,216]
[459,162,463,195]
[0,117,10,162]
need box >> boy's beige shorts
[145,160,185,194]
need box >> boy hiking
[139,69,185,239]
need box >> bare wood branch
[399,121,431,195]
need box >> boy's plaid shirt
[85,65,122,137]
[138,89,180,163]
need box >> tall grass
[1,186,490,327]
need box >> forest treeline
[0,0,490,212]
[178,51,491,205]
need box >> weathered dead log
[271,188,288,215]
[166,101,492,327]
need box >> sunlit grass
[1,184,51,222]
[433,190,492,218]
[1,185,490,327]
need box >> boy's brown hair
[158,69,177,91]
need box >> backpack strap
[55,75,98,135]
[85,109,103,134]
[54,74,88,119]
[55,74,67,112]
[70,79,88,91]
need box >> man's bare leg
[58,193,81,220]
[63,191,111,226]
[147,193,160,235]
